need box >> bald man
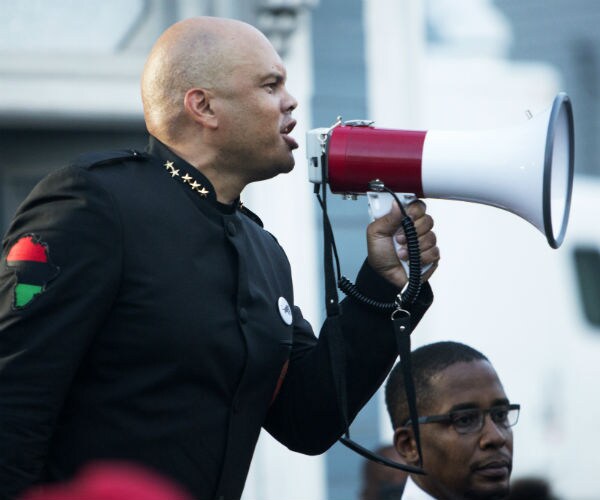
[0,17,439,499]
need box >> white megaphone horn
[307,92,575,249]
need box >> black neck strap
[316,177,424,474]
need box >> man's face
[408,360,513,500]
[210,32,298,184]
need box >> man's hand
[366,200,439,289]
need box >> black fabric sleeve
[0,166,122,499]
[263,259,433,454]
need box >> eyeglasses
[406,404,520,435]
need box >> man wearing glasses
[385,341,518,499]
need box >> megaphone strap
[316,170,425,474]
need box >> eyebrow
[261,71,286,84]
[447,398,510,412]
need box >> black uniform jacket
[0,137,433,500]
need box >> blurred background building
[1,1,599,499]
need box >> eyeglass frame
[405,403,521,435]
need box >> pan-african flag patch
[5,234,59,309]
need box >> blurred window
[0,0,145,53]
[573,246,600,328]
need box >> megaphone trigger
[367,191,433,278]
[367,191,416,219]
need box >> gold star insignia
[162,162,210,200]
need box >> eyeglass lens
[451,406,519,434]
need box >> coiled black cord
[316,186,422,311]
[395,192,423,306]
[337,276,395,311]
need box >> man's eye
[265,83,277,93]
[452,411,479,428]
[491,407,509,423]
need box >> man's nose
[479,414,509,448]
[283,88,298,112]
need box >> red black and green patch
[5,234,59,308]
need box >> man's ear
[393,427,420,466]
[184,88,218,129]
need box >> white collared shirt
[402,475,436,499]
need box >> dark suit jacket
[0,136,432,499]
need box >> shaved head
[141,17,271,140]
[140,16,297,203]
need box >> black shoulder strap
[71,149,147,169]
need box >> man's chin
[465,481,510,500]
[280,162,295,174]
[278,155,296,174]
[248,159,295,184]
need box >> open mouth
[281,121,298,150]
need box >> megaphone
[307,92,575,249]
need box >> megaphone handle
[366,192,432,277]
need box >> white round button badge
[277,297,293,325]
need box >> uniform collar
[146,135,242,214]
